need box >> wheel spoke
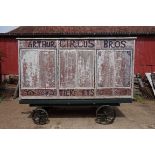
[96,106,116,125]
[32,109,48,125]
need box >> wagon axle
[32,105,116,125]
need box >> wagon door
[95,39,134,98]
[58,40,95,98]
[19,40,57,98]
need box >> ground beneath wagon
[0,97,155,129]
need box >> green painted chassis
[19,98,133,107]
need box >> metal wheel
[32,108,49,125]
[95,106,116,125]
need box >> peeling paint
[21,50,56,89]
[19,39,134,98]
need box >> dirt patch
[0,98,155,129]
[0,84,16,99]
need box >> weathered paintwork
[19,38,135,101]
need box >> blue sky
[0,26,18,33]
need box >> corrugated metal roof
[1,26,155,37]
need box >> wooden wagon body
[18,37,135,106]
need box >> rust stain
[39,51,56,88]
[60,50,77,88]
[96,89,113,96]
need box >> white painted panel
[59,50,77,88]
[114,51,131,87]
[21,50,56,89]
[77,50,94,88]
[21,50,39,88]
[97,50,115,87]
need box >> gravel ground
[0,98,155,129]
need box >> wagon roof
[1,26,155,37]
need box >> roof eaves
[2,32,155,38]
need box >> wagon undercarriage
[31,105,116,125]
